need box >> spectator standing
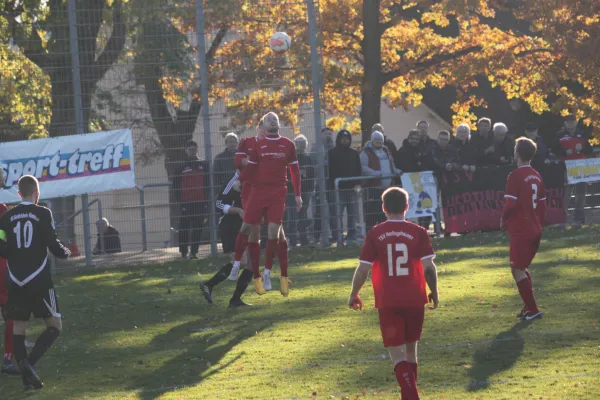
[394,130,434,173]
[552,114,593,225]
[312,127,336,244]
[454,124,477,172]
[285,135,315,247]
[471,117,495,166]
[328,129,362,244]
[481,123,514,166]
[360,131,402,231]
[416,120,437,155]
[173,140,209,259]
[372,123,398,154]
[213,132,239,190]
[93,218,122,255]
[524,122,550,170]
[431,130,460,172]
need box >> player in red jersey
[501,137,545,321]
[0,202,18,375]
[229,115,298,296]
[349,187,439,400]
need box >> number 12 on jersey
[387,243,409,276]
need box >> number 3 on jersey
[387,243,409,276]
[14,221,34,249]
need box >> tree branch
[91,0,126,85]
[382,46,481,84]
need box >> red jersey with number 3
[503,166,545,236]
[360,220,435,309]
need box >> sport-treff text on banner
[401,171,438,222]
[440,163,566,234]
[566,158,600,184]
[0,129,135,203]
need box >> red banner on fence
[440,163,566,234]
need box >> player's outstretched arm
[44,209,71,259]
[348,261,370,309]
[423,258,439,309]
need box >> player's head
[256,118,266,139]
[381,187,409,218]
[262,112,280,135]
[18,175,40,204]
[514,137,537,166]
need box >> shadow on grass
[467,319,537,391]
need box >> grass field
[1,226,600,400]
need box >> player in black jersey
[0,175,70,390]
[200,172,254,307]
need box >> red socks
[517,277,539,313]
[278,240,289,277]
[233,232,249,263]
[248,242,261,279]
[394,361,419,400]
[265,239,279,272]
[4,319,13,361]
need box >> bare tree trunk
[360,0,382,145]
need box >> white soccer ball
[269,31,291,54]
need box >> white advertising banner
[401,171,438,221]
[565,158,600,184]
[0,129,135,203]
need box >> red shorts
[0,258,8,305]
[378,307,425,347]
[241,186,251,209]
[509,234,541,270]
[244,186,287,225]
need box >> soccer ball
[269,32,291,54]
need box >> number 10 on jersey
[387,243,409,276]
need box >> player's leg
[510,236,542,320]
[246,224,263,294]
[229,252,254,307]
[277,227,290,296]
[201,223,237,304]
[1,305,18,375]
[379,309,420,400]
[263,222,281,291]
[403,307,425,386]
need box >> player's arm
[423,257,439,309]
[216,173,243,217]
[288,143,302,211]
[0,216,9,259]
[501,174,518,227]
[43,209,71,259]
[235,140,247,169]
[537,182,547,225]
[349,233,376,309]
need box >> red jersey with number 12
[360,220,435,309]
[503,165,545,236]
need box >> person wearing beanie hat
[360,131,402,231]
[328,129,362,244]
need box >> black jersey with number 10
[0,203,70,287]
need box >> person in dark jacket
[454,123,477,171]
[285,135,315,247]
[394,130,434,173]
[431,130,460,172]
[524,122,550,170]
[372,123,398,154]
[328,129,362,244]
[551,115,594,225]
[471,117,495,166]
[312,127,336,244]
[479,123,514,166]
[93,218,122,255]
[416,120,437,156]
[172,140,209,259]
[213,133,239,190]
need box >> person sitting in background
[372,123,398,154]
[93,218,122,255]
[431,130,460,172]
[361,131,402,231]
[454,123,477,172]
[482,123,514,166]
[394,130,432,173]
[524,122,550,170]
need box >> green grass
[2,226,600,400]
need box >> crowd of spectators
[173,114,595,254]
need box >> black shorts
[6,277,61,321]
[219,220,242,254]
